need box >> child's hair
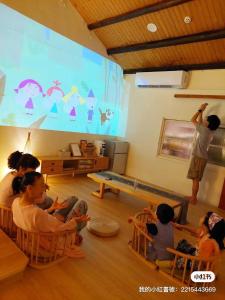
[207,115,221,130]
[14,79,45,97]
[8,151,40,171]
[47,81,64,97]
[156,204,174,224]
[12,171,42,194]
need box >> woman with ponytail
[12,172,90,258]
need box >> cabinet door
[95,157,109,170]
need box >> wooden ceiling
[70,0,225,73]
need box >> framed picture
[70,143,82,157]
[158,119,225,166]
[158,119,196,159]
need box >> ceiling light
[147,23,157,32]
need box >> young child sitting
[12,171,90,257]
[174,212,222,269]
[145,204,175,264]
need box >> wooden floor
[0,175,225,300]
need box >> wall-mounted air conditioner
[135,70,190,88]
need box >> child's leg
[53,196,78,222]
[66,200,88,232]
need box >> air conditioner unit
[135,71,190,88]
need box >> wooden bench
[0,229,28,282]
[87,172,182,211]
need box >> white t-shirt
[0,172,17,207]
[12,197,76,232]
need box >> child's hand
[144,207,151,212]
[73,215,90,223]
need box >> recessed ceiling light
[184,16,192,24]
[147,23,157,32]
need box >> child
[12,172,90,258]
[187,103,221,204]
[145,204,175,263]
[0,151,53,209]
[175,211,225,251]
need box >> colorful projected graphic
[0,4,128,136]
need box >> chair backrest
[16,227,75,269]
[129,211,154,260]
[0,205,16,238]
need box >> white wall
[0,0,114,178]
[124,70,225,207]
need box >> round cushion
[87,217,120,237]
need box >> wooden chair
[0,205,16,238]
[16,227,76,269]
[159,247,218,287]
[128,211,157,269]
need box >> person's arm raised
[191,103,208,125]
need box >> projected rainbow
[0,4,128,136]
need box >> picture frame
[158,119,196,160]
[70,143,82,157]
[158,119,225,167]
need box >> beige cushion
[87,217,120,237]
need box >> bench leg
[92,183,105,198]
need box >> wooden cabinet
[39,156,109,178]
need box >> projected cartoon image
[0,4,128,136]
[46,81,64,117]
[86,90,96,123]
[63,86,81,121]
[14,79,45,115]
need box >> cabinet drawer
[41,166,63,175]
[41,160,63,168]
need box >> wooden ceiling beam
[123,62,225,74]
[87,0,193,30]
[108,28,225,55]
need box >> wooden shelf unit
[38,156,109,179]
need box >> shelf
[174,94,225,100]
